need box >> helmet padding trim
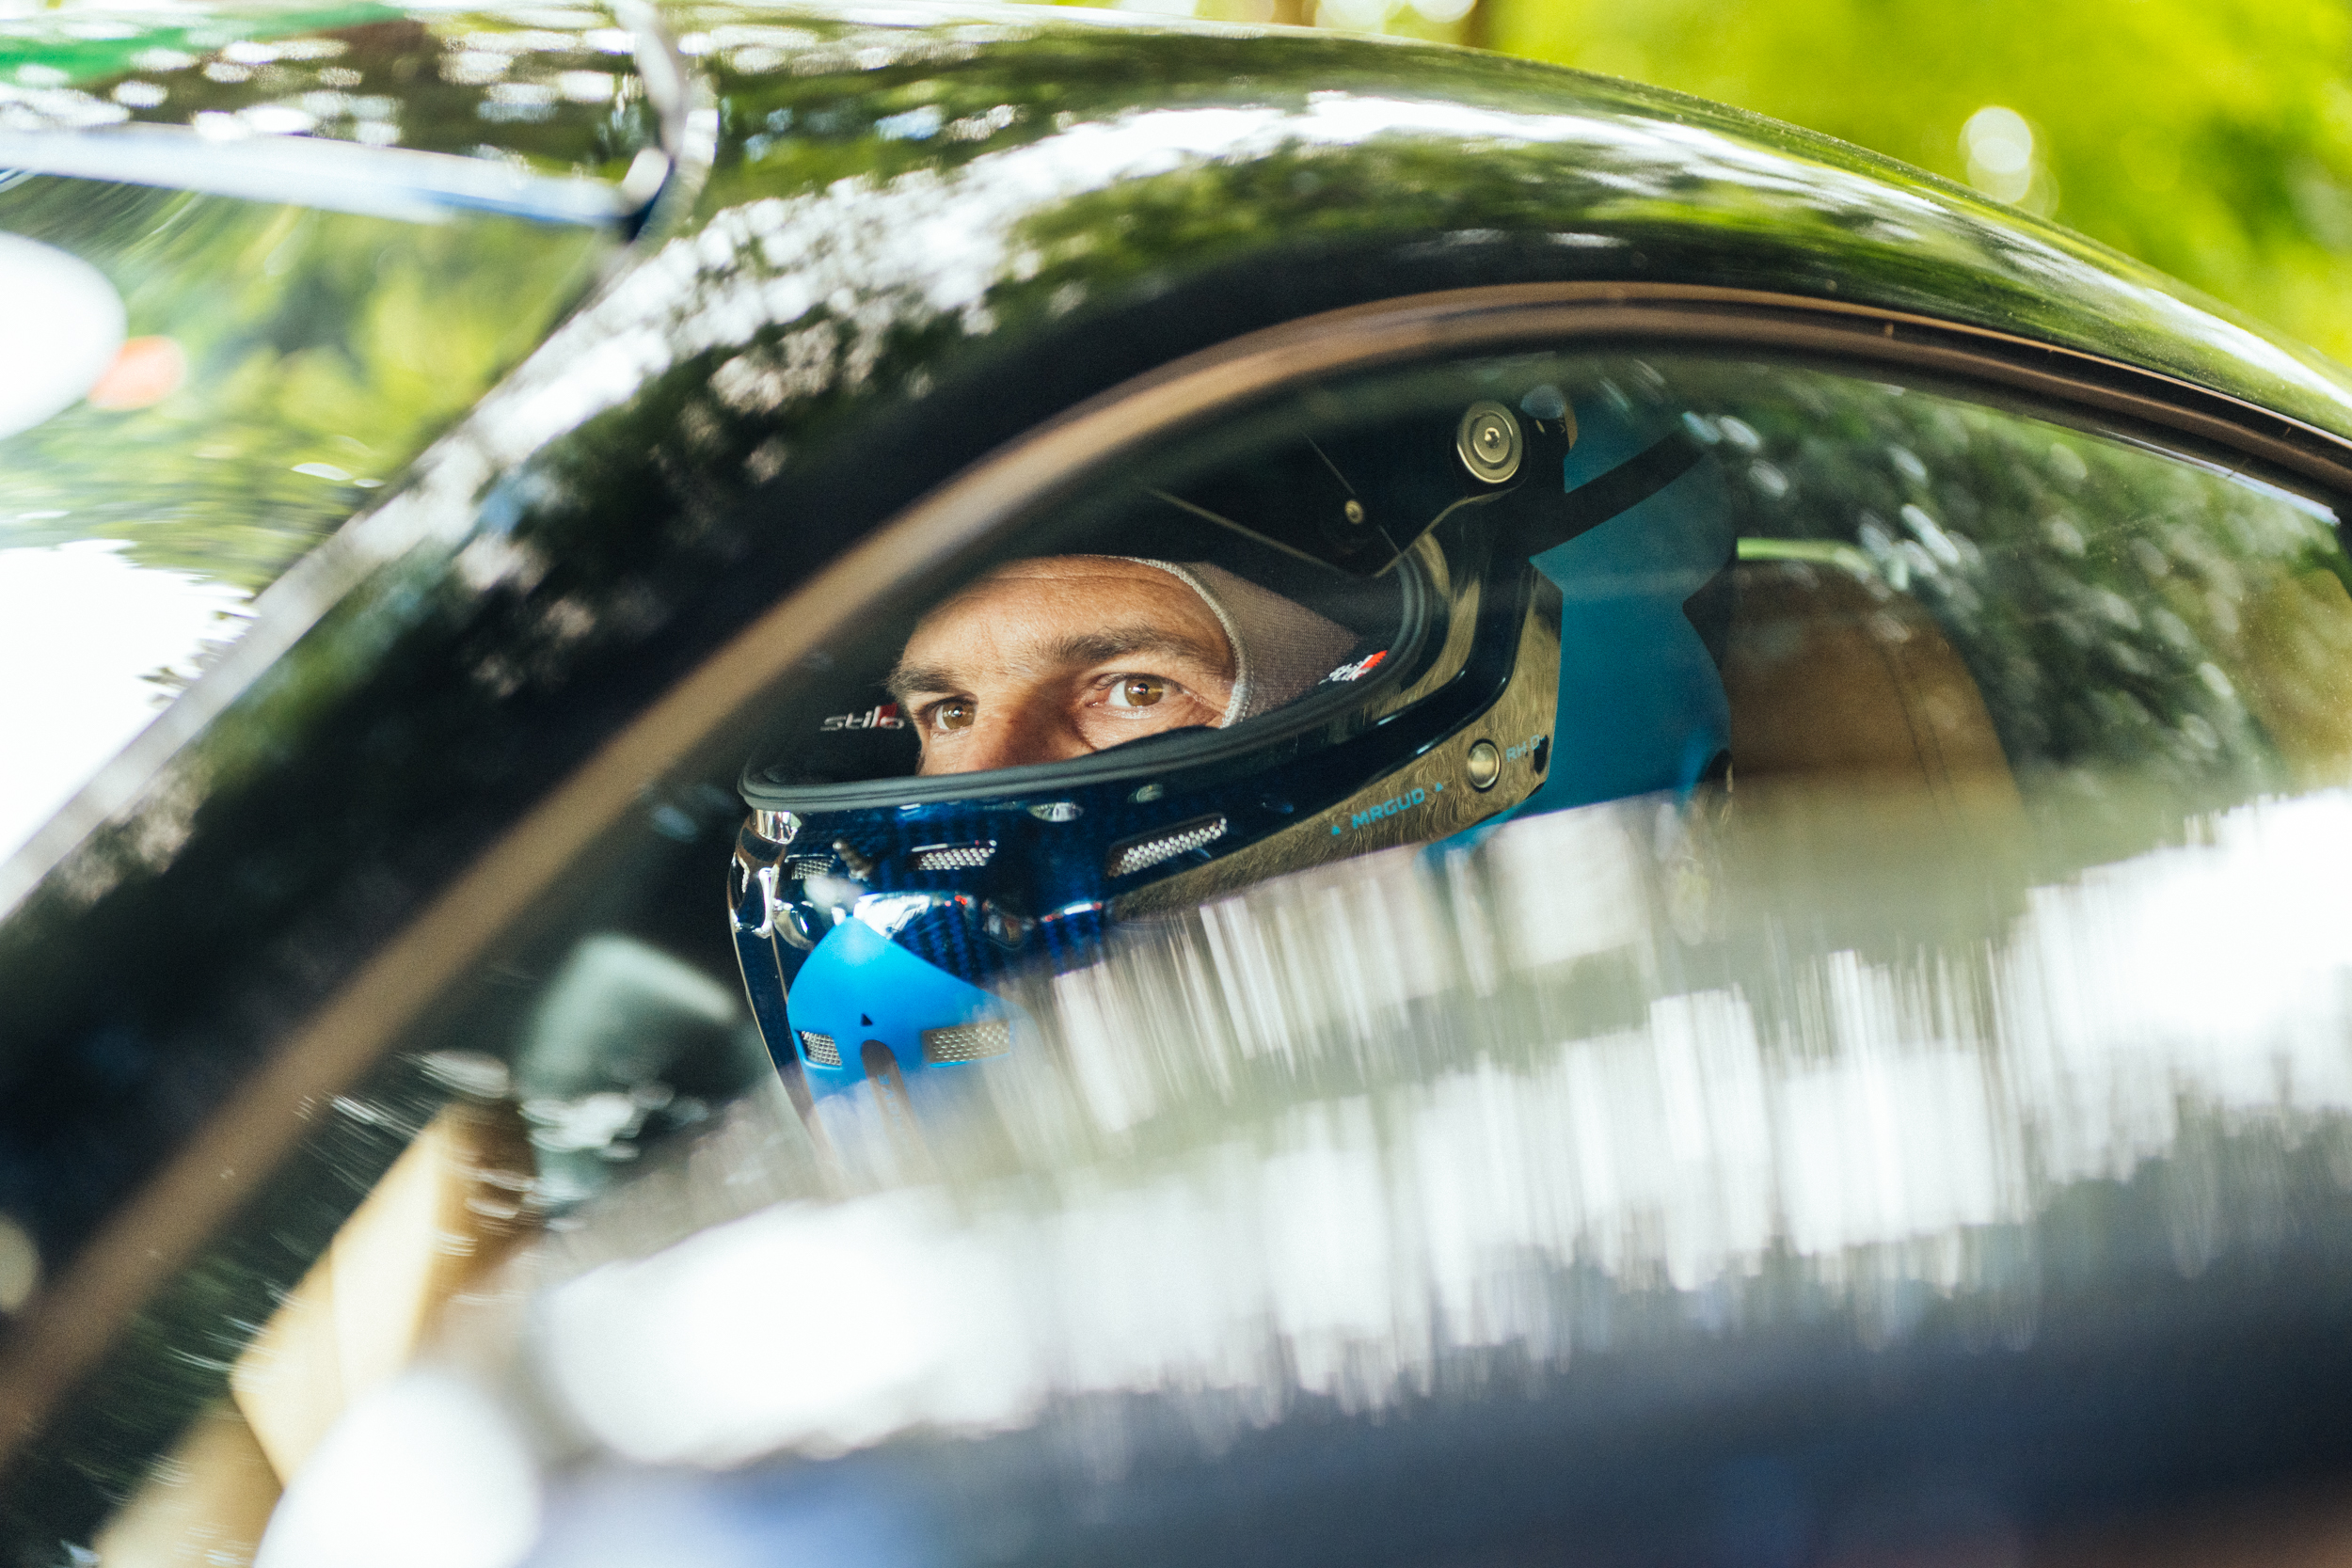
[1127,559,1359,724]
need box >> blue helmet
[730,380,1736,1132]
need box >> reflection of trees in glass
[0,5,390,95]
[0,176,608,600]
[661,8,2352,446]
[1625,358,2352,794]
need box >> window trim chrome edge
[0,123,657,228]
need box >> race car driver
[728,378,1737,1133]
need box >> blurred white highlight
[525,787,2352,1469]
[0,540,246,861]
[2000,791,2352,1182]
[1315,0,1391,29]
[1962,106,2036,203]
[545,1195,1033,1465]
[0,231,123,438]
[255,1370,541,1568]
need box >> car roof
[661,0,2352,440]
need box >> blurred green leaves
[1056,0,2352,367]
[1486,0,2352,365]
[0,178,607,595]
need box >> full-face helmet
[728,359,1739,1136]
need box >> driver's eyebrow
[886,662,962,703]
[1047,626,1228,672]
[887,626,1227,703]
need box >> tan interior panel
[89,1401,278,1568]
[1724,558,2023,822]
[2233,566,2352,788]
[228,1099,534,1482]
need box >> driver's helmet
[729,372,1737,1132]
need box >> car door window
[43,342,2352,1566]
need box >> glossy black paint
[6,2,2352,1559]
[0,6,666,178]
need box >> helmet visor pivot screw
[1466,738,1502,791]
[1455,402,1523,484]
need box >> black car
[7,5,2352,1566]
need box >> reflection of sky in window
[472,784,2352,1474]
[0,540,246,861]
[0,231,246,863]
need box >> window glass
[1659,357,2350,800]
[0,177,609,858]
[745,354,2350,808]
[56,349,2352,1565]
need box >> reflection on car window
[68,350,2352,1566]
[1656,358,2352,800]
[0,11,660,176]
[724,354,2352,1162]
[0,179,611,858]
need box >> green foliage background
[1486,0,2352,365]
[1097,0,2352,369]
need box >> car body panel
[665,1,2352,437]
[3,5,2352,1559]
[0,5,664,176]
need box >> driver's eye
[935,699,977,731]
[1108,675,1169,709]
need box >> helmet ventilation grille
[798,1030,843,1068]
[922,1021,1013,1063]
[914,842,996,872]
[1106,815,1229,878]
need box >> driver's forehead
[901,556,1228,667]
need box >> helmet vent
[1106,814,1229,879]
[798,1030,843,1068]
[922,1020,1013,1063]
[914,841,996,872]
